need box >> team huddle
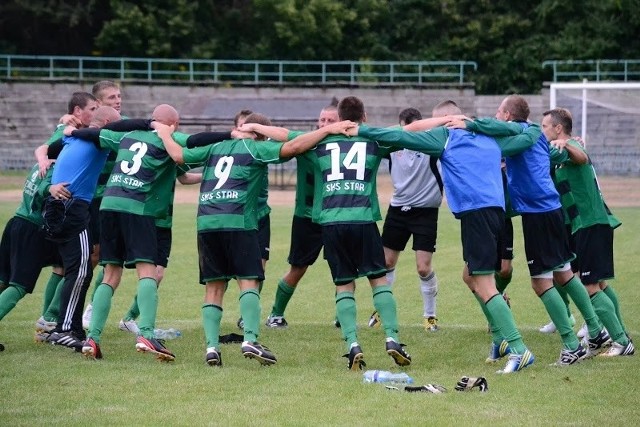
[0,81,633,373]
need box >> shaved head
[90,106,120,128]
[152,104,179,127]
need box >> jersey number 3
[121,142,148,175]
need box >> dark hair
[234,109,253,127]
[67,92,97,114]
[398,108,422,125]
[337,96,365,122]
[542,108,573,135]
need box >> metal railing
[543,59,640,82]
[0,55,478,85]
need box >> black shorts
[287,215,323,267]
[197,230,264,283]
[155,226,172,268]
[89,197,102,247]
[0,217,61,293]
[573,224,615,284]
[460,208,503,275]
[322,223,387,285]
[99,211,157,268]
[497,216,514,260]
[258,214,271,261]
[521,208,574,276]
[382,206,439,252]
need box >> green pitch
[0,201,638,426]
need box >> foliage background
[1,0,640,93]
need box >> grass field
[0,187,639,426]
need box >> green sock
[336,291,358,348]
[271,279,296,317]
[474,292,503,346]
[202,304,223,348]
[0,285,27,321]
[88,284,114,343]
[494,271,512,294]
[485,293,526,354]
[137,277,158,339]
[554,281,572,318]
[590,291,628,345]
[43,278,65,322]
[239,289,260,343]
[41,273,63,317]
[89,267,105,302]
[602,285,627,333]
[561,276,602,338]
[372,285,399,341]
[540,287,579,350]
[123,294,140,321]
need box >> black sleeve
[47,139,64,160]
[103,119,152,132]
[71,128,101,145]
[186,131,232,148]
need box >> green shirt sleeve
[182,145,212,165]
[358,125,447,156]
[495,123,542,156]
[465,118,525,137]
[98,129,128,151]
[45,125,65,146]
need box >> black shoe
[237,317,244,330]
[206,347,222,366]
[583,328,612,355]
[386,339,412,366]
[241,341,277,365]
[47,331,84,352]
[343,344,366,371]
[553,344,588,366]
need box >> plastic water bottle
[154,328,182,340]
[363,370,414,384]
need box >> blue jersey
[505,122,561,213]
[441,129,504,217]
[52,135,109,202]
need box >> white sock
[420,271,438,318]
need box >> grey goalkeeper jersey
[389,149,443,208]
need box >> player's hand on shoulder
[327,120,357,136]
[62,125,76,136]
[59,114,81,127]
[549,138,568,151]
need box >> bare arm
[177,171,202,185]
[35,145,51,177]
[155,123,183,164]
[280,121,354,157]
[403,115,462,132]
[238,123,291,142]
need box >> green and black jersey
[172,136,285,232]
[552,139,621,233]
[98,129,186,219]
[287,130,315,219]
[15,164,53,226]
[300,134,396,225]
